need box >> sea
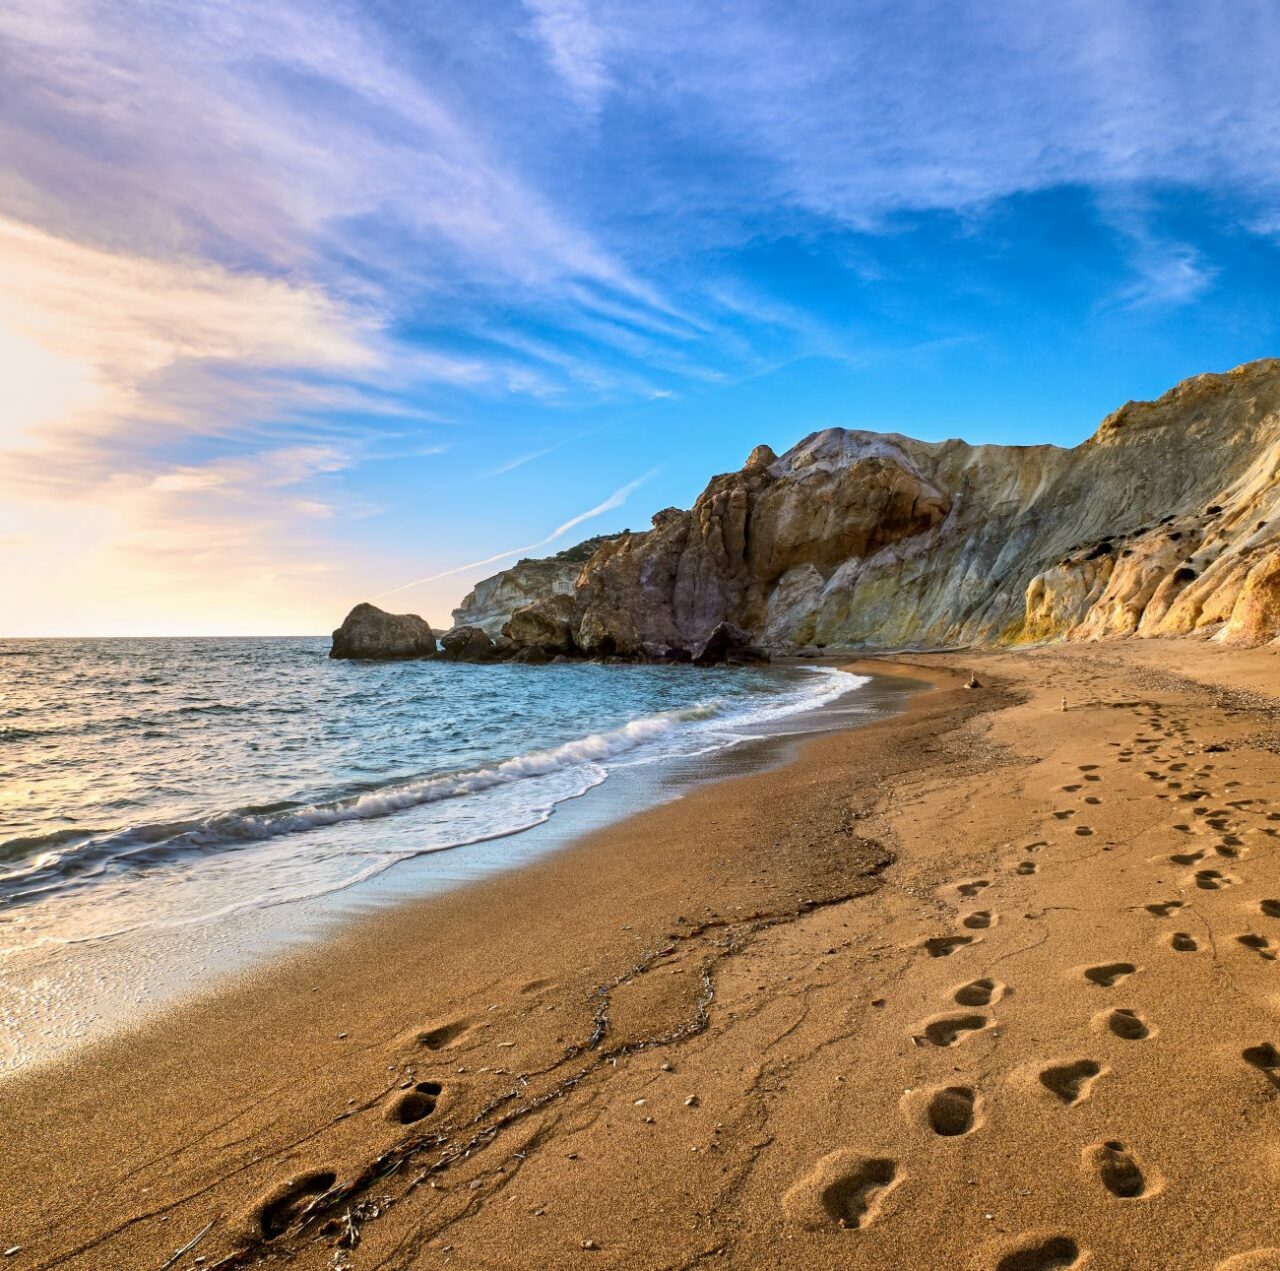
[0,637,907,1071]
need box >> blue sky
[4,0,1280,634]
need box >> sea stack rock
[330,603,437,660]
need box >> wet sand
[0,667,917,1076]
[5,642,1280,1269]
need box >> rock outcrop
[330,603,437,660]
[451,535,620,636]
[503,592,579,655]
[692,622,766,666]
[491,359,1280,656]
[438,624,499,662]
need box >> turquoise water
[0,638,864,956]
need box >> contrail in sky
[370,468,659,601]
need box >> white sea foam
[0,658,866,956]
[0,641,893,1072]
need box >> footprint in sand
[963,910,995,930]
[1016,861,1038,876]
[1083,962,1137,988]
[1170,851,1205,866]
[1062,784,1083,793]
[1195,869,1237,891]
[1097,1007,1151,1041]
[958,880,991,898]
[411,1019,472,1051]
[1216,1253,1280,1270]
[924,935,975,958]
[917,1013,990,1047]
[1260,900,1280,918]
[1039,1060,1103,1105]
[252,1169,338,1239]
[1170,932,1199,952]
[1084,796,1102,806]
[385,1079,444,1124]
[1145,900,1184,918]
[1242,1043,1280,1080]
[781,1151,899,1231]
[1074,826,1094,837]
[994,1234,1083,1270]
[1085,1140,1157,1198]
[926,1085,978,1137]
[1053,810,1075,820]
[955,977,1005,1007]
[1236,934,1277,961]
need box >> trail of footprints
[788,702,1280,1267]
[240,702,1280,1265]
[243,1017,472,1241]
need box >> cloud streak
[523,0,612,110]
[371,468,658,600]
[6,0,1280,633]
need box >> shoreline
[9,642,1280,1268]
[0,661,912,1076]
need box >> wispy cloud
[0,216,380,458]
[371,468,658,600]
[1114,243,1217,310]
[6,0,1280,633]
[523,0,612,110]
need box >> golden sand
[5,641,1280,1269]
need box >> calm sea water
[0,638,864,958]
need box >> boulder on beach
[330,603,437,660]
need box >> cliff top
[1092,357,1280,444]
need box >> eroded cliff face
[450,535,619,635]
[481,359,1280,655]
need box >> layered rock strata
[451,535,619,636]
[497,359,1280,656]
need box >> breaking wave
[0,664,860,916]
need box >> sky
[5,1,1280,635]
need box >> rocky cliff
[450,535,620,635]
[493,359,1280,656]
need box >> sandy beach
[6,640,1280,1270]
